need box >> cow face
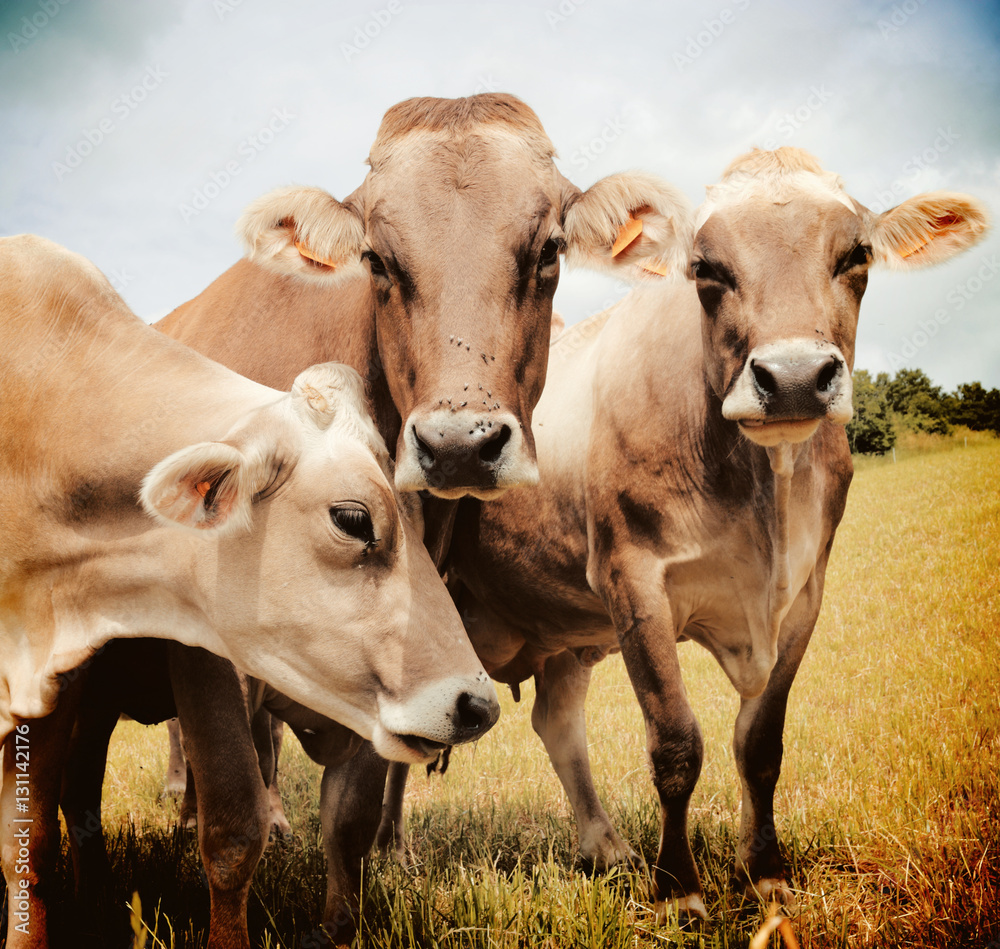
[141,363,499,764]
[240,94,691,499]
[691,148,988,447]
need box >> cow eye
[330,505,377,548]
[362,250,389,279]
[691,258,730,286]
[838,243,872,274]
[538,237,562,269]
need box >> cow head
[690,148,988,447]
[239,94,691,498]
[140,362,499,763]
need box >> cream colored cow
[0,235,498,949]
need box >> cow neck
[699,377,796,628]
[765,442,794,630]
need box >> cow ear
[237,186,366,284]
[140,441,263,534]
[563,171,694,280]
[872,192,989,270]
[291,361,391,466]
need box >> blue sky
[2,0,998,390]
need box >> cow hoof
[654,894,708,929]
[267,825,295,848]
[580,832,643,873]
[754,877,798,910]
[735,874,798,912]
[375,827,408,866]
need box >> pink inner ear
[195,481,211,498]
[935,213,962,231]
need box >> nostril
[412,426,435,470]
[816,357,841,394]
[751,359,777,397]
[478,424,511,465]
[455,691,493,733]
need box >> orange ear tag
[196,481,212,498]
[611,212,667,276]
[898,233,930,260]
[294,240,338,270]
[611,214,644,257]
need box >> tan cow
[159,93,689,507]
[60,94,694,946]
[381,148,986,922]
[0,235,498,948]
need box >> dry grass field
[4,434,999,948]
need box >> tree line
[846,368,1000,454]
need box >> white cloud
[1,0,998,389]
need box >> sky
[1,0,999,391]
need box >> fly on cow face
[236,93,695,498]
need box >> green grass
[5,442,1000,947]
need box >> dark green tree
[944,381,1000,433]
[885,367,950,435]
[847,369,896,454]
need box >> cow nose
[452,689,500,742]
[412,421,512,485]
[750,352,844,418]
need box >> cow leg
[266,714,291,838]
[162,717,186,798]
[319,740,388,943]
[169,644,269,949]
[162,718,198,828]
[375,762,408,861]
[179,758,198,829]
[250,709,291,840]
[597,565,706,923]
[2,680,82,949]
[60,701,120,895]
[531,650,638,869]
[732,594,821,905]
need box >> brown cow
[0,235,499,948]
[383,147,989,922]
[61,93,693,947]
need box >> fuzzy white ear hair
[291,362,390,466]
[140,441,260,535]
[564,171,694,279]
[872,192,990,270]
[236,186,366,284]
